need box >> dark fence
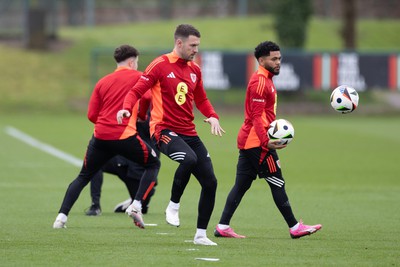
[196,51,399,91]
[91,48,400,91]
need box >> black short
[238,147,284,187]
[154,129,210,163]
[81,134,160,178]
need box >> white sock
[168,201,180,210]
[195,228,207,238]
[217,224,230,230]
[132,200,142,210]
[290,222,300,231]
[56,213,67,223]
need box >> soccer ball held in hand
[268,119,295,145]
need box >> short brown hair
[114,45,139,63]
[174,24,201,40]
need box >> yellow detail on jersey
[274,94,277,115]
[175,82,188,105]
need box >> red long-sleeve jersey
[237,65,277,150]
[88,67,142,140]
[123,50,219,137]
[137,90,152,121]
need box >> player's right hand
[117,109,131,124]
[267,139,287,150]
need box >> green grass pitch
[0,113,399,266]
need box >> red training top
[88,67,142,140]
[123,50,218,138]
[237,65,277,151]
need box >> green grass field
[1,14,399,266]
[1,113,399,266]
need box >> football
[267,119,295,145]
[330,85,359,114]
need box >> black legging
[157,130,217,230]
[219,148,297,228]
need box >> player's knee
[210,177,217,190]
[202,174,217,191]
[143,160,160,175]
[182,152,197,167]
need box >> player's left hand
[204,117,226,137]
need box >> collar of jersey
[167,50,188,65]
[114,66,131,72]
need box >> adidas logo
[167,72,176,78]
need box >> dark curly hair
[254,41,280,60]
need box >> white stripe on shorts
[265,176,284,187]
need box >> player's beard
[187,53,196,61]
[266,65,280,75]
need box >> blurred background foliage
[0,0,399,114]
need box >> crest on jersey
[276,159,281,168]
[190,73,197,83]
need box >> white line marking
[144,223,158,227]
[4,126,82,167]
[156,232,175,235]
[195,258,220,262]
